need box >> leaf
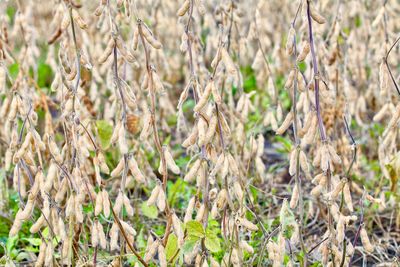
[37,63,53,88]
[182,235,199,254]
[185,220,205,238]
[386,152,400,192]
[205,233,221,253]
[6,235,18,254]
[141,202,158,219]
[165,233,178,261]
[21,238,42,246]
[96,120,113,149]
[16,251,32,261]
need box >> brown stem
[108,197,149,267]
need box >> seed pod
[30,215,45,233]
[132,27,139,50]
[228,153,239,177]
[44,240,53,266]
[347,241,354,256]
[311,184,323,197]
[123,193,134,217]
[360,227,374,253]
[320,145,330,172]
[116,38,136,63]
[196,161,206,188]
[309,3,326,24]
[145,235,154,253]
[184,197,196,223]
[373,103,389,122]
[111,157,125,177]
[75,200,84,223]
[211,48,222,69]
[141,26,162,49]
[152,71,164,92]
[286,27,295,55]
[216,189,228,210]
[35,240,46,267]
[195,203,205,221]
[194,82,213,112]
[336,215,345,243]
[95,191,103,216]
[55,178,68,203]
[327,178,347,200]
[91,221,99,248]
[379,60,389,94]
[237,217,258,231]
[195,0,206,15]
[177,0,190,16]
[290,184,299,209]
[240,240,254,254]
[211,81,222,105]
[343,182,353,212]
[118,125,128,154]
[197,116,207,145]
[109,223,120,251]
[172,212,184,245]
[120,220,137,236]
[276,111,293,135]
[231,248,240,266]
[18,198,34,220]
[144,239,160,261]
[9,216,22,237]
[102,190,110,217]
[48,136,62,162]
[164,147,180,174]
[97,221,107,249]
[185,159,201,182]
[113,191,124,214]
[233,181,243,202]
[182,127,198,148]
[58,217,66,240]
[98,38,115,63]
[211,153,225,177]
[66,194,76,217]
[221,47,236,75]
[72,9,87,29]
[327,144,341,165]
[289,149,297,176]
[147,185,160,206]
[158,244,167,267]
[157,188,166,212]
[297,42,310,62]
[128,156,146,183]
[44,163,57,193]
[285,69,296,89]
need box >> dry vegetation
[0,0,399,266]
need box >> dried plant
[0,0,399,266]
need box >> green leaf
[185,220,205,238]
[165,233,178,261]
[386,152,400,192]
[16,251,32,261]
[96,120,113,149]
[6,235,18,254]
[141,202,158,219]
[8,63,19,80]
[37,63,53,88]
[21,238,42,246]
[205,233,221,253]
[182,235,200,254]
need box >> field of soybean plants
[0,0,399,266]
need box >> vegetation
[0,0,399,266]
